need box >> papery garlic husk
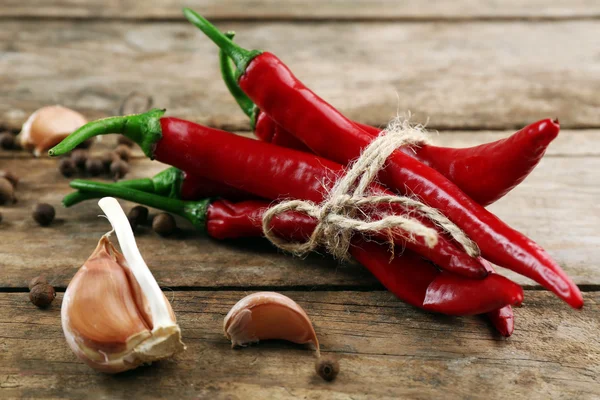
[18,105,87,156]
[62,197,185,373]
[224,292,319,353]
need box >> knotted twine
[261,117,480,261]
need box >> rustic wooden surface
[1,2,599,399]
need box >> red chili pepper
[50,111,487,279]
[219,37,559,207]
[184,10,581,308]
[66,179,523,318]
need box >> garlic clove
[224,292,319,352]
[62,197,184,373]
[18,105,87,156]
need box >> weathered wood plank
[2,21,600,132]
[0,291,598,399]
[1,1,599,20]
[1,153,599,289]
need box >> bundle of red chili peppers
[49,9,583,338]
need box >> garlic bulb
[18,105,87,156]
[62,197,185,373]
[224,292,319,353]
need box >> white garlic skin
[224,292,319,351]
[61,236,184,373]
[18,105,87,156]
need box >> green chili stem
[220,31,256,121]
[63,178,155,207]
[69,180,211,230]
[183,8,262,79]
[48,109,165,158]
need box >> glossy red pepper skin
[180,171,253,201]
[155,117,486,278]
[254,113,559,207]
[218,40,557,208]
[236,52,581,309]
[207,199,523,316]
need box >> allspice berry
[33,203,55,226]
[29,283,56,308]
[0,177,15,205]
[152,213,176,237]
[101,152,117,171]
[315,357,340,382]
[117,136,135,147]
[0,132,15,150]
[58,158,77,177]
[128,205,149,226]
[85,158,104,177]
[71,149,88,169]
[0,170,19,188]
[114,144,132,162]
[29,275,48,290]
[110,159,129,180]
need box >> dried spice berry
[76,138,93,149]
[0,178,16,205]
[29,283,56,308]
[58,158,77,177]
[71,149,88,169]
[128,205,149,226]
[110,159,129,180]
[0,170,19,188]
[114,144,132,162]
[0,132,15,149]
[85,158,104,177]
[28,275,48,290]
[315,357,340,382]
[117,136,135,148]
[33,203,55,226]
[152,213,176,237]
[101,152,117,170]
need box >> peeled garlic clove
[62,197,185,373]
[18,105,87,156]
[224,292,319,352]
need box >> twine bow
[262,118,480,260]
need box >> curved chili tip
[422,273,524,316]
[487,306,514,337]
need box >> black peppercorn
[0,178,15,205]
[0,170,18,188]
[315,357,340,382]
[101,152,117,171]
[114,144,132,162]
[128,205,149,226]
[85,158,104,176]
[0,132,15,150]
[110,159,129,180]
[71,149,88,169]
[33,203,55,226]
[58,158,77,177]
[117,136,135,148]
[29,283,56,308]
[152,213,176,236]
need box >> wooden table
[1,2,599,398]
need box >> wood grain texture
[1,0,600,20]
[1,151,599,289]
[2,20,600,132]
[0,291,598,399]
